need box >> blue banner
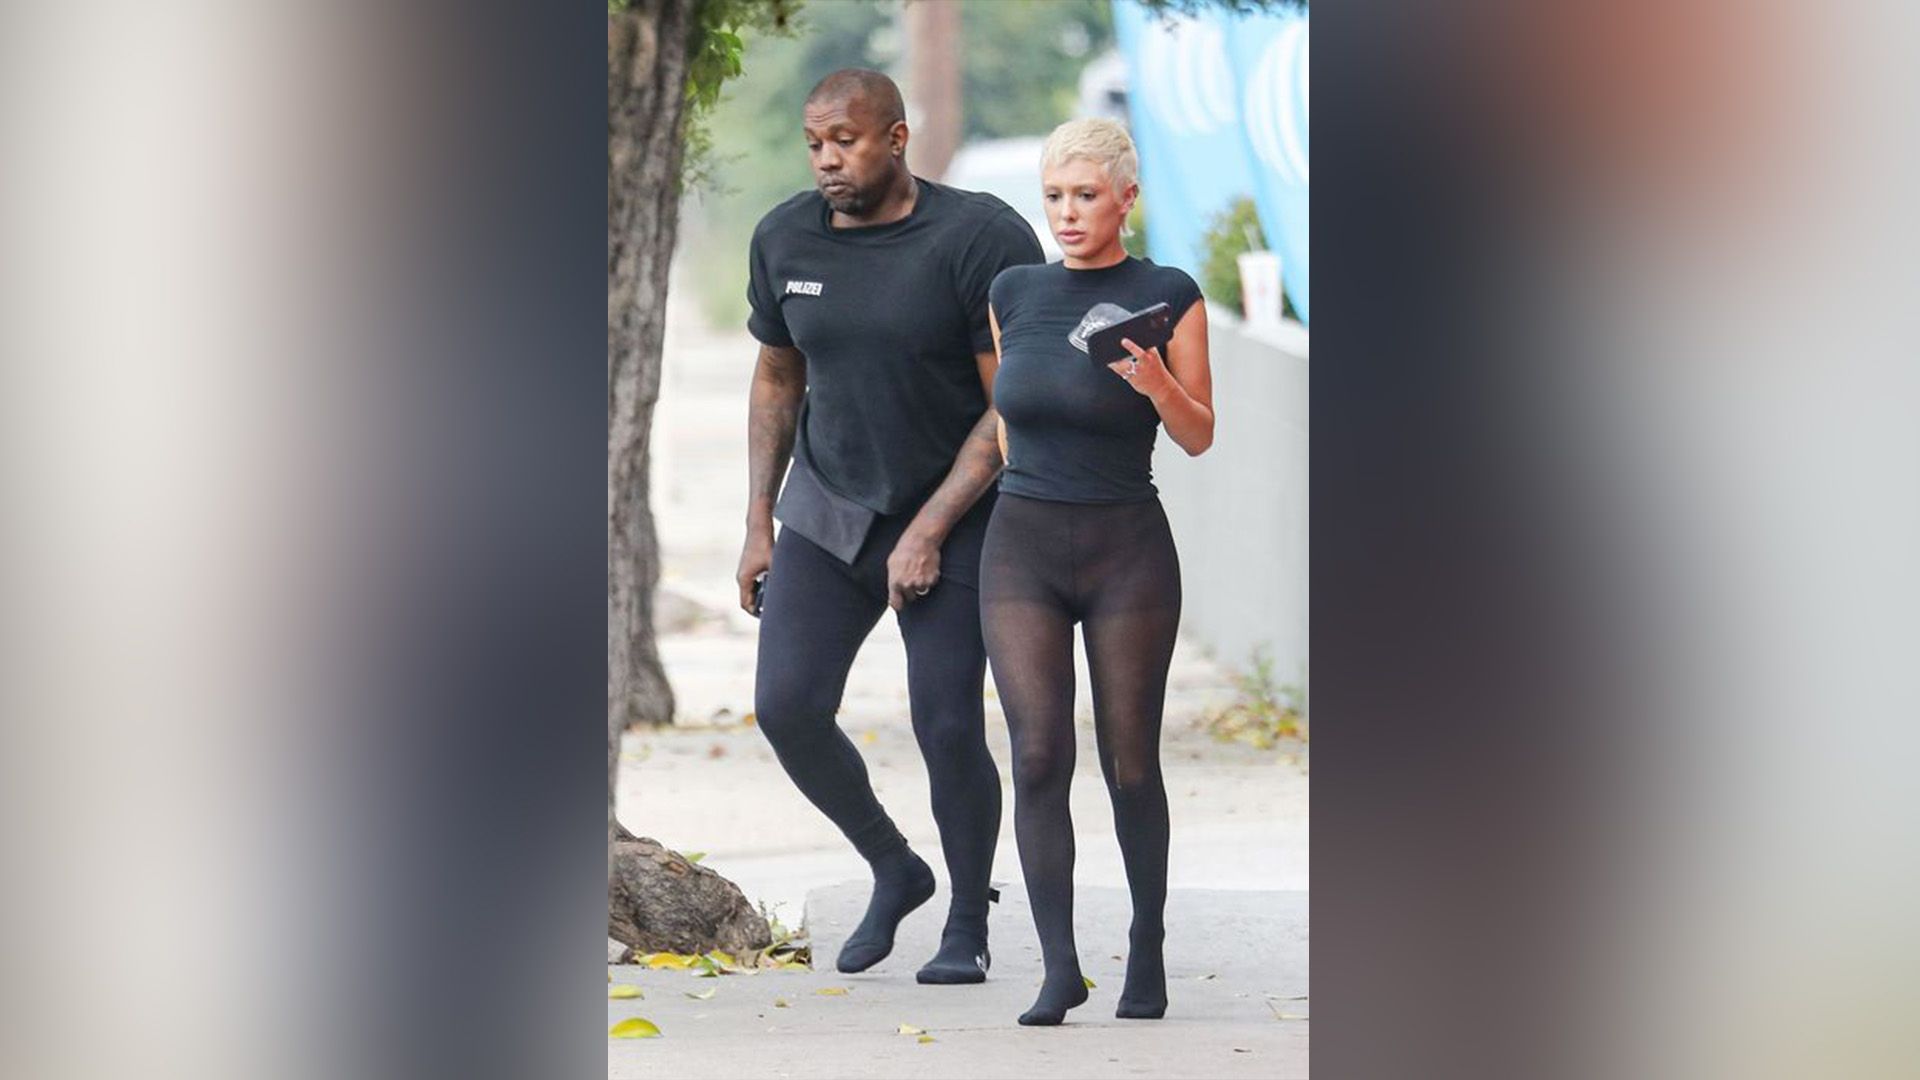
[1113,1,1309,324]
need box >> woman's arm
[990,305,1009,464]
[1112,299,1214,455]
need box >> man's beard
[820,180,871,215]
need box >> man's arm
[884,339,1005,611]
[738,342,807,613]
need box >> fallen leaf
[708,744,728,758]
[640,953,692,970]
[897,1024,925,1036]
[608,985,643,1000]
[773,998,790,1008]
[685,988,716,1000]
[1195,973,1217,981]
[816,987,850,996]
[684,852,706,864]
[1083,976,1096,989]
[708,950,735,967]
[609,1018,661,1039]
[1277,1013,1309,1021]
[860,731,878,745]
[917,1035,936,1044]
[741,712,757,726]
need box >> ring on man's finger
[914,586,931,597]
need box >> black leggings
[980,493,1181,1016]
[753,493,1002,938]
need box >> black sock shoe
[1116,925,1167,1019]
[835,850,936,973]
[1018,965,1090,1026]
[915,921,990,984]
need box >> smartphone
[1085,302,1173,367]
[750,572,767,618]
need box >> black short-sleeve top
[746,179,1044,516]
[989,256,1203,504]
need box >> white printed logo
[785,280,823,296]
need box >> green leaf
[816,986,849,996]
[608,985,643,1000]
[1083,976,1096,989]
[683,851,706,864]
[609,1017,661,1039]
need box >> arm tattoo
[747,344,806,525]
[904,407,1003,541]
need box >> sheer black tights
[980,495,1180,1024]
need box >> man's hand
[737,527,774,615]
[886,529,943,612]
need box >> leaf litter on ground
[1265,999,1309,1021]
[608,985,643,1000]
[609,1018,661,1039]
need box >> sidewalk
[608,880,1308,1080]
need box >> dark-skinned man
[738,68,1043,982]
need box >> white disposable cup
[1237,250,1284,331]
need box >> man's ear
[891,120,911,158]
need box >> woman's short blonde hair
[1040,117,1139,194]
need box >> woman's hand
[1108,337,1178,402]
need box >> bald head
[801,68,912,219]
[804,68,906,129]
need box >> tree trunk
[608,824,774,957]
[905,0,963,180]
[609,1,688,859]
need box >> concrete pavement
[608,880,1308,1079]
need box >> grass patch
[1203,649,1307,749]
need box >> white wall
[1153,314,1308,691]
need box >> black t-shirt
[747,178,1044,516]
[989,256,1203,504]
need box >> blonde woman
[982,118,1214,1025]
